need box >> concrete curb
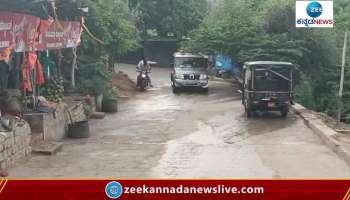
[291,104,350,166]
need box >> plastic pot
[68,121,90,138]
[102,99,118,113]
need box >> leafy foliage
[81,0,138,58]
[76,0,137,97]
[42,77,65,103]
[183,0,350,122]
[76,56,113,96]
[129,0,208,38]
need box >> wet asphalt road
[9,64,350,178]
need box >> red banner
[0,12,81,52]
[0,180,349,200]
[65,21,82,48]
[42,21,82,50]
[0,12,14,50]
[12,13,40,52]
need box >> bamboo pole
[71,47,77,89]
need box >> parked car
[242,61,294,117]
[170,52,209,93]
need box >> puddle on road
[151,119,274,178]
[134,94,185,112]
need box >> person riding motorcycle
[137,57,156,87]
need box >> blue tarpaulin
[214,54,241,76]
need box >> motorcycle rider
[137,57,156,87]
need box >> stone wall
[0,117,31,170]
[0,100,87,170]
[23,103,68,142]
[43,103,69,141]
[23,102,87,142]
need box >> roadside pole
[71,47,77,89]
[337,28,348,123]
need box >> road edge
[291,103,350,166]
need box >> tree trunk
[57,49,63,76]
[95,93,103,112]
[108,52,115,72]
[337,28,348,123]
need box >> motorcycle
[137,70,151,91]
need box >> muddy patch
[112,71,139,98]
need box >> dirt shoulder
[112,71,139,99]
[292,104,350,166]
[307,109,350,144]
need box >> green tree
[129,0,208,38]
[81,0,138,63]
[334,0,350,121]
[183,0,350,122]
[335,0,350,29]
[77,0,138,99]
[183,0,260,60]
[183,0,307,65]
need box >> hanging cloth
[0,44,15,63]
[35,59,45,85]
[21,52,38,92]
[0,48,11,63]
[27,53,37,70]
[21,64,32,92]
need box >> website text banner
[41,21,82,50]
[0,12,82,51]
[0,180,350,200]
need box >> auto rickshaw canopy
[243,61,294,70]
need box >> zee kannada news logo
[296,1,334,28]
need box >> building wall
[144,41,178,67]
[120,40,178,67]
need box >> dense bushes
[76,56,113,97]
[75,0,137,99]
[183,0,350,122]
[129,0,208,38]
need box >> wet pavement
[9,64,350,178]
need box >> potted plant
[102,89,119,113]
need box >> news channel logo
[296,1,333,28]
[105,181,123,199]
[307,1,323,18]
